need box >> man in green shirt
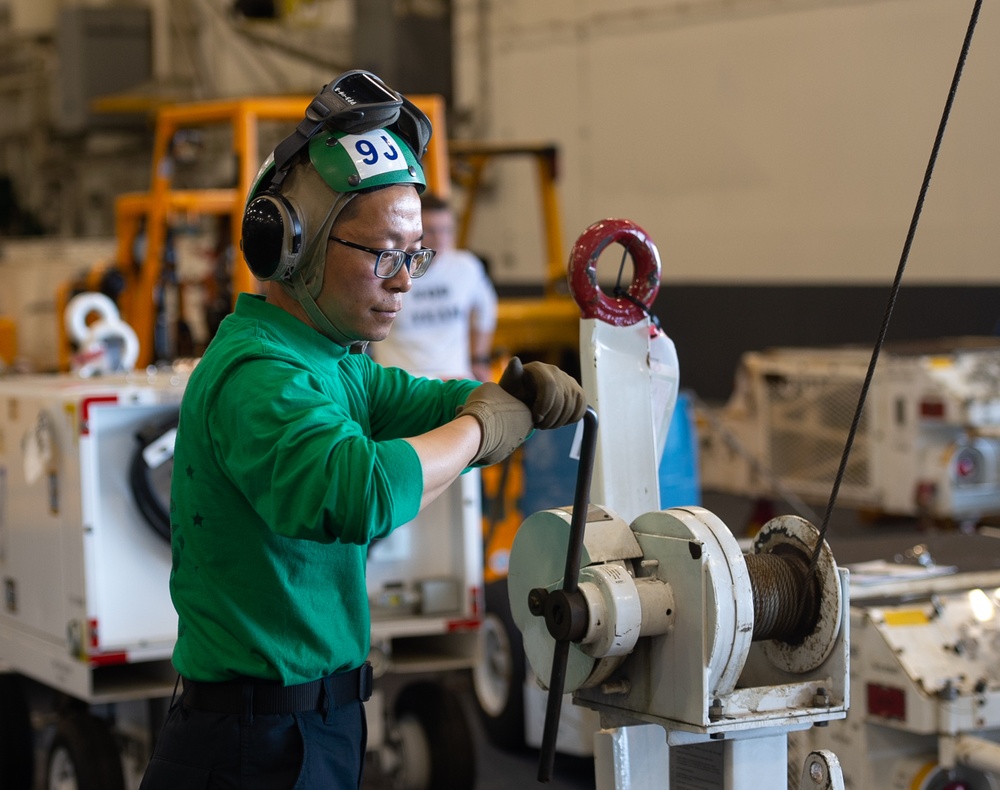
[139,71,585,790]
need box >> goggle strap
[269,119,327,189]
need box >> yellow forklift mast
[449,140,579,358]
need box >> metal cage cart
[699,338,1000,525]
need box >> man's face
[420,207,456,254]
[316,185,422,343]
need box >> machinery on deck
[506,219,850,789]
[699,339,1000,526]
[791,563,1000,790]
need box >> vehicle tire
[45,710,125,790]
[0,673,34,790]
[472,578,527,751]
[389,681,476,790]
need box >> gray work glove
[498,357,588,430]
[457,382,534,466]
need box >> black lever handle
[535,406,598,783]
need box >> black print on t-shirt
[411,306,461,324]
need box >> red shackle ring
[568,218,661,327]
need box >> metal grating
[763,373,870,495]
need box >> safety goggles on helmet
[269,70,432,190]
[329,236,435,279]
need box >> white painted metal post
[595,724,670,790]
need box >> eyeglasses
[329,236,435,279]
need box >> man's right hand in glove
[456,382,535,466]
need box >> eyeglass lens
[375,249,434,279]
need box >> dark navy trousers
[139,685,367,790]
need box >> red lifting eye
[568,218,661,327]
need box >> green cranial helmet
[242,127,426,286]
[245,127,425,213]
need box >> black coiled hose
[129,412,178,544]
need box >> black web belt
[182,662,373,715]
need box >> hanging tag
[649,327,680,462]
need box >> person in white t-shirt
[371,192,498,381]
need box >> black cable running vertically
[806,0,983,580]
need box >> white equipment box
[367,469,482,658]
[791,564,1000,789]
[700,337,1000,522]
[0,368,483,790]
[0,371,185,703]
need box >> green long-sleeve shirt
[169,293,478,684]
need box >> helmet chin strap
[287,272,362,347]
[283,191,365,347]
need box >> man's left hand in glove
[498,357,587,429]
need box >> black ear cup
[241,192,303,281]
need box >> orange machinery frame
[58,95,450,370]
